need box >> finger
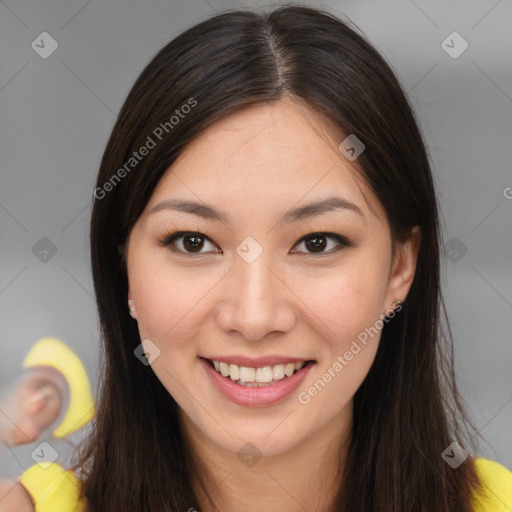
[22,385,59,414]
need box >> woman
[3,4,510,511]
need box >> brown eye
[305,234,328,252]
[159,230,350,257]
[181,234,205,252]
[292,233,350,255]
[159,231,219,254]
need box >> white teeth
[272,364,285,380]
[239,366,256,382]
[284,363,295,377]
[238,380,282,387]
[255,366,273,383]
[210,359,308,384]
[219,362,230,377]
[229,364,239,381]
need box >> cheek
[130,262,219,343]
[295,268,387,417]
[294,257,389,349]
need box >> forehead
[143,99,385,227]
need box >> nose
[215,251,295,342]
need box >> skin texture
[126,98,421,511]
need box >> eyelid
[158,230,351,256]
[291,232,351,255]
[159,230,219,255]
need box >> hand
[0,368,65,446]
[0,479,34,512]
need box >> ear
[128,288,137,319]
[385,226,421,309]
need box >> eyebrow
[148,196,365,224]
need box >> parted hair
[81,4,483,511]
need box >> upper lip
[201,355,313,367]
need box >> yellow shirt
[21,457,512,512]
[472,458,512,512]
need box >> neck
[180,406,352,512]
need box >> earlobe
[386,226,421,308]
[128,300,137,318]
[128,290,137,319]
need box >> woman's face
[125,99,419,458]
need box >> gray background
[1,0,511,479]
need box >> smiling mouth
[204,358,315,387]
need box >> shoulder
[471,457,512,512]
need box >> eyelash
[158,230,351,257]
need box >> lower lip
[200,358,314,407]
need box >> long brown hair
[81,5,484,510]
